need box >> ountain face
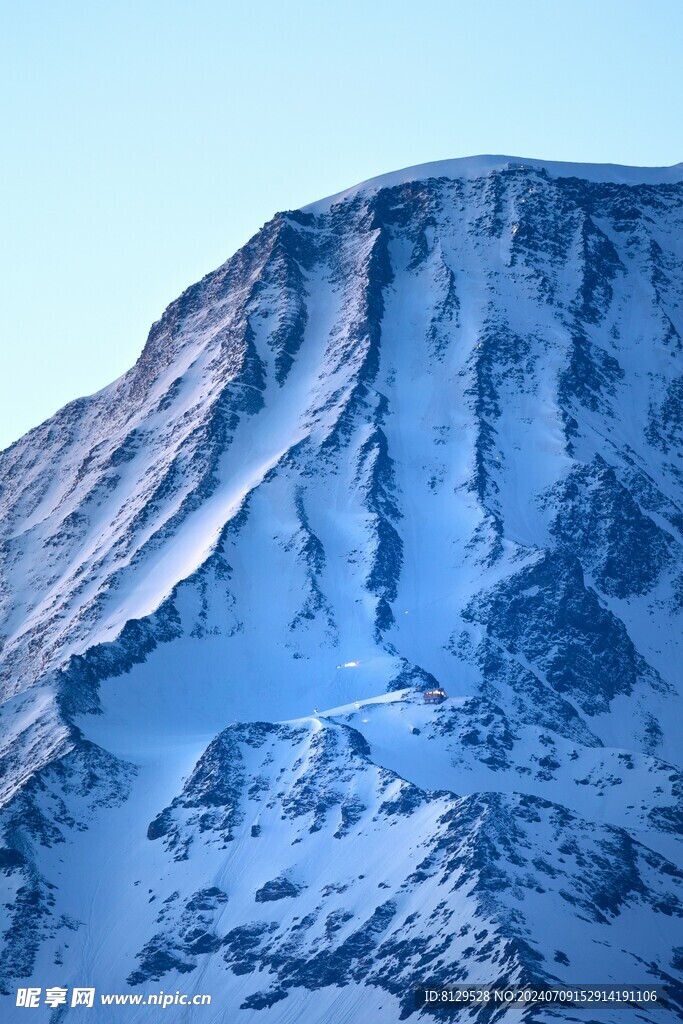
[0,158,682,1021]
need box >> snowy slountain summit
[0,155,682,1021]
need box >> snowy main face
[0,161,682,1021]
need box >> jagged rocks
[255,877,302,902]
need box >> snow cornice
[303,154,683,213]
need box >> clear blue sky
[1,0,682,450]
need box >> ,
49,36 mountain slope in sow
[0,155,682,1022]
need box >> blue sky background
[1,0,682,450]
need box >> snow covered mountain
[1,155,682,1021]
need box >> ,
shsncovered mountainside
[1,154,683,1021]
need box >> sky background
[1,0,682,451]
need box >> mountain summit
[1,157,682,1020]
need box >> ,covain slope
[1,156,682,1021]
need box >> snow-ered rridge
[0,158,682,1021]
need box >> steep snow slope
[0,157,682,1021]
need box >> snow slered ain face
[0,155,682,1022]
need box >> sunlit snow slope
[1,156,682,1021]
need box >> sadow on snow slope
[0,155,682,1021]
